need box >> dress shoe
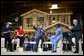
[74,51,79,53]
[10,50,14,52]
[51,51,54,53]
[54,51,57,52]
[71,43,75,46]
[51,51,56,53]
[33,50,37,52]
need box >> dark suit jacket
[71,23,81,39]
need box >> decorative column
[44,15,47,27]
[23,18,27,30]
[46,15,49,26]
[65,15,67,24]
[59,15,61,22]
[68,15,71,25]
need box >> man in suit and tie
[69,19,81,53]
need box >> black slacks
[34,36,44,52]
[4,34,12,51]
[18,36,24,47]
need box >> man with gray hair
[69,19,81,53]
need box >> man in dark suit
[33,23,45,52]
[2,22,13,51]
[69,19,81,53]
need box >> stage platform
[1,50,83,55]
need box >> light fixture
[52,20,55,23]
[50,4,58,9]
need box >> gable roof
[44,22,71,31]
[21,9,48,17]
